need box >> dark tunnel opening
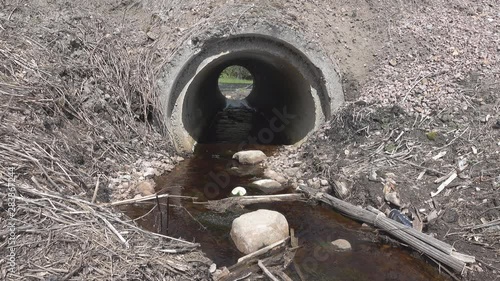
[161,33,343,152]
[182,51,316,146]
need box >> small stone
[292,161,303,167]
[426,210,438,222]
[368,170,378,181]
[332,180,350,199]
[251,179,285,194]
[361,223,372,229]
[133,194,142,199]
[384,192,401,207]
[389,59,397,66]
[209,263,217,273]
[231,187,247,197]
[331,239,352,251]
[307,179,321,189]
[146,31,159,40]
[136,180,155,196]
[232,150,267,165]
[320,179,329,186]
[144,167,158,179]
[264,169,287,184]
[284,167,300,177]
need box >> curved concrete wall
[158,20,343,152]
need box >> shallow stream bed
[121,142,449,281]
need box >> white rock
[231,187,247,197]
[320,179,329,186]
[209,263,217,273]
[232,150,267,165]
[144,167,158,179]
[230,209,289,254]
[384,191,401,207]
[252,179,285,194]
[331,239,352,251]
[264,169,287,184]
[136,180,155,196]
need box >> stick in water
[155,194,163,233]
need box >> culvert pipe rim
[158,23,343,152]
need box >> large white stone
[230,209,289,254]
[232,150,267,165]
[251,179,286,194]
[331,239,352,251]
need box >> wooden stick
[91,174,100,204]
[257,260,279,281]
[275,271,294,281]
[431,171,457,197]
[166,196,170,235]
[388,157,445,176]
[298,185,470,273]
[155,194,163,233]
[96,213,129,248]
[108,193,171,206]
[201,194,304,207]
[237,237,289,264]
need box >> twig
[91,174,101,204]
[61,261,83,281]
[8,7,18,21]
[155,193,163,233]
[477,258,500,272]
[467,219,500,231]
[166,196,170,234]
[257,260,279,281]
[386,157,445,176]
[108,193,179,206]
[96,213,129,248]
[431,171,457,197]
[237,237,289,264]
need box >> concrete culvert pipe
[158,20,344,152]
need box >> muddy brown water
[121,105,449,280]
[121,144,449,281]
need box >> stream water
[122,145,450,281]
[121,92,450,280]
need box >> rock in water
[232,150,267,165]
[230,209,289,254]
[331,239,352,251]
[231,186,247,197]
[263,169,287,184]
[251,179,285,194]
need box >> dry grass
[0,1,210,279]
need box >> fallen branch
[201,194,304,212]
[298,185,473,274]
[107,194,195,206]
[257,260,279,281]
[237,237,289,264]
[216,237,290,281]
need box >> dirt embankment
[266,1,500,280]
[0,0,498,280]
